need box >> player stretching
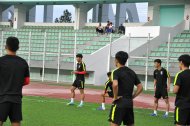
[0,37,30,126]
[173,54,190,126]
[67,54,86,107]
[151,59,171,118]
[97,72,113,110]
[109,51,143,126]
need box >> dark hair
[115,51,129,65]
[154,59,162,65]
[178,54,190,67]
[76,54,83,58]
[107,72,112,77]
[6,37,19,52]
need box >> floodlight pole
[166,33,171,71]
[42,32,47,82]
[28,32,31,67]
[145,33,150,91]
[57,32,61,83]
[127,33,131,67]
[107,33,112,72]
[73,32,77,82]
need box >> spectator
[96,23,104,34]
[8,19,13,28]
[106,22,113,34]
[105,21,110,33]
[118,24,125,34]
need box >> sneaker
[97,106,105,111]
[150,113,157,117]
[163,114,168,118]
[67,102,74,106]
[77,104,83,108]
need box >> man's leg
[78,89,85,107]
[71,86,77,99]
[102,93,106,103]
[110,122,119,126]
[154,98,159,113]
[11,122,20,126]
[151,98,159,116]
[67,86,77,105]
[0,121,3,126]
[163,98,170,117]
[99,93,109,110]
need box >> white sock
[71,98,74,103]
[165,112,169,115]
[102,103,105,109]
[154,110,157,115]
[80,101,84,105]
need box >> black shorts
[174,107,190,125]
[107,91,113,98]
[0,102,22,122]
[108,98,134,125]
[155,88,168,99]
[72,79,85,89]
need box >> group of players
[67,48,190,126]
[0,37,190,126]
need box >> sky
[35,3,148,23]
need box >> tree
[55,9,72,23]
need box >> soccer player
[0,37,30,126]
[67,54,86,107]
[151,59,171,118]
[97,72,113,110]
[109,51,143,126]
[173,54,190,126]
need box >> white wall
[125,26,160,37]
[129,21,185,57]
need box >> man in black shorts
[109,51,143,126]
[97,72,113,110]
[173,54,190,126]
[151,59,171,118]
[0,37,30,126]
[67,54,86,107]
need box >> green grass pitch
[3,96,174,126]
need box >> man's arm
[74,71,86,74]
[153,70,157,90]
[23,63,30,86]
[133,84,143,99]
[173,85,180,94]
[166,70,171,91]
[112,80,118,100]
[167,76,171,91]
[73,62,86,75]
[173,72,181,94]
[154,79,157,90]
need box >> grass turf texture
[3,96,174,126]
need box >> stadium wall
[129,21,185,58]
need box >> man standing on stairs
[67,54,86,107]
[151,59,171,118]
